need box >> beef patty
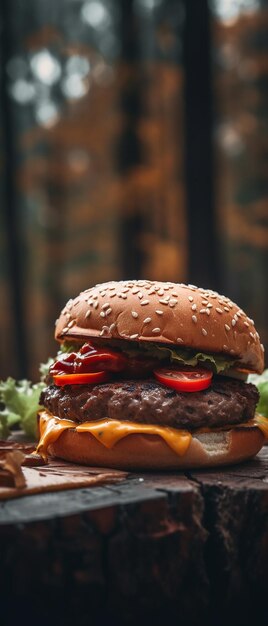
[40,377,259,431]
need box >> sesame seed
[121,294,127,299]
[231,319,236,327]
[106,308,112,315]
[188,296,194,302]
[169,298,178,305]
[100,311,106,318]
[202,300,208,306]
[138,292,143,299]
[244,321,249,327]
[169,302,176,308]
[67,320,75,328]
[62,327,68,333]
[102,303,110,310]
[152,328,161,334]
[131,311,139,318]
[155,310,163,315]
[159,299,169,305]
[188,284,197,289]
[225,324,230,331]
[224,307,230,312]
[109,323,116,331]
[158,289,164,296]
[261,344,264,352]
[192,315,197,323]
[191,304,197,311]
[202,328,208,336]
[216,308,223,314]
[176,338,184,343]
[200,309,206,314]
[110,293,116,297]
[85,310,91,319]
[130,334,139,340]
[93,301,99,309]
[141,300,149,306]
[132,288,139,294]
[207,303,213,308]
[223,345,228,351]
[143,317,152,324]
[250,332,255,340]
[206,309,211,315]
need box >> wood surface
[0,447,268,625]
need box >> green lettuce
[0,377,46,439]
[248,369,268,418]
[0,348,79,440]
[96,339,234,374]
[147,345,233,373]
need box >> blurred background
[0,0,267,380]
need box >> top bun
[55,280,265,374]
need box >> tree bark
[1,449,268,626]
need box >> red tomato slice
[53,371,109,386]
[153,367,212,392]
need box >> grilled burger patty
[40,377,259,431]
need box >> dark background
[0,0,267,380]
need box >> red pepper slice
[75,349,126,373]
[53,371,109,386]
[50,342,126,376]
[153,367,212,392]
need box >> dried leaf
[0,451,26,489]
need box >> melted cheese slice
[37,411,192,459]
[254,414,268,439]
[37,411,268,460]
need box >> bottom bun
[47,422,264,470]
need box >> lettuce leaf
[95,339,234,374]
[150,345,233,373]
[248,369,268,418]
[0,377,46,439]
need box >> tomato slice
[53,371,109,386]
[153,367,213,392]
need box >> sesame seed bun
[55,280,264,374]
[41,409,264,470]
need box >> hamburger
[37,280,267,469]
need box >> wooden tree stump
[1,449,268,626]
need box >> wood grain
[0,448,268,625]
